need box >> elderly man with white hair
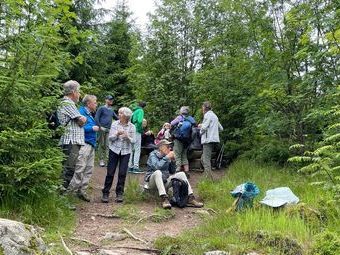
[57,80,87,189]
[101,107,136,203]
[68,95,99,202]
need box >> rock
[102,232,127,241]
[99,249,121,255]
[204,251,230,255]
[0,218,47,255]
[75,252,91,255]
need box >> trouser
[147,170,193,197]
[102,150,130,196]
[201,143,215,176]
[68,144,95,194]
[128,132,142,168]
[61,143,81,188]
[173,139,189,171]
[97,128,109,162]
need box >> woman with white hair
[101,107,136,203]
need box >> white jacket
[200,110,223,144]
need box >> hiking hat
[105,95,114,100]
[157,139,173,148]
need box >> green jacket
[131,106,144,133]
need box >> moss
[0,245,4,255]
[249,230,303,255]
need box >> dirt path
[67,166,225,255]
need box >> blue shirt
[79,106,97,148]
[95,105,118,129]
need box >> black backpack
[170,178,189,208]
[47,111,60,130]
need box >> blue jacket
[79,106,97,148]
[145,150,176,182]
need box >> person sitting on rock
[144,139,203,209]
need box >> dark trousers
[61,143,81,188]
[102,150,130,196]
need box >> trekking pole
[218,144,224,169]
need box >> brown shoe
[187,195,203,208]
[161,195,171,209]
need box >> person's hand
[100,126,107,131]
[167,151,175,160]
[145,130,152,136]
[198,123,202,129]
[120,131,129,139]
[93,125,100,132]
[77,116,87,126]
[117,130,124,136]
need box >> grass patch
[0,192,76,255]
[124,176,147,203]
[149,207,176,223]
[113,204,141,221]
[154,159,340,254]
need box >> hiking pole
[218,144,224,169]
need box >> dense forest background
[0,0,338,208]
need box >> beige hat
[157,139,173,148]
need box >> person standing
[128,101,146,173]
[57,80,87,189]
[95,95,118,167]
[170,106,196,176]
[68,95,99,202]
[198,101,223,179]
[101,107,136,203]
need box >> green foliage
[289,86,340,200]
[155,159,339,254]
[312,231,340,255]
[123,176,147,203]
[0,0,77,201]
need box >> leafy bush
[312,231,340,255]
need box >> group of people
[57,80,223,209]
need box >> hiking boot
[77,192,90,202]
[128,167,135,173]
[187,195,203,208]
[101,193,109,203]
[99,160,105,167]
[134,167,145,174]
[115,194,124,203]
[161,195,171,209]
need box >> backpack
[47,111,60,130]
[173,116,195,145]
[170,178,189,208]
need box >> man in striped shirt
[57,80,87,189]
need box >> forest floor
[66,165,226,255]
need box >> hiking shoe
[161,195,171,209]
[115,194,124,203]
[77,192,90,202]
[101,193,109,203]
[134,168,145,174]
[187,195,203,208]
[99,160,105,167]
[128,167,135,173]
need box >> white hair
[119,107,132,119]
[180,106,190,116]
[63,80,80,95]
[82,95,97,106]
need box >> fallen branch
[122,227,148,244]
[59,233,73,255]
[70,237,98,247]
[86,213,120,219]
[115,246,160,254]
[205,207,217,214]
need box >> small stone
[91,216,96,221]
[102,232,127,241]
[75,252,91,255]
[204,251,230,255]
